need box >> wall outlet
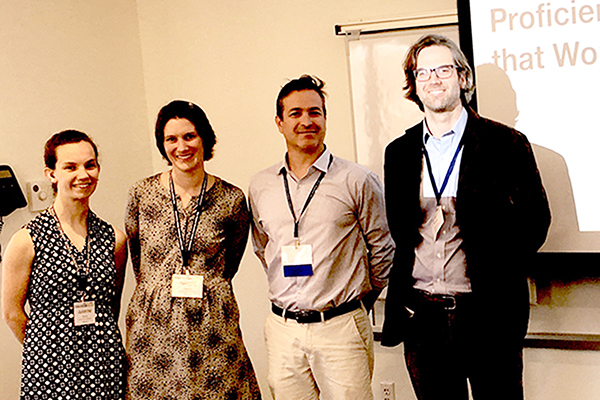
[381,382,395,400]
[27,180,53,212]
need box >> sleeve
[381,137,422,347]
[248,182,269,271]
[125,183,141,279]
[507,131,551,253]
[356,171,395,292]
[223,189,250,280]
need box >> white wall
[2,1,600,399]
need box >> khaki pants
[264,305,374,400]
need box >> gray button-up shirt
[413,109,471,295]
[249,148,395,311]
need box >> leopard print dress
[125,174,260,400]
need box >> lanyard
[50,206,90,301]
[169,172,208,268]
[282,154,333,239]
[422,138,464,205]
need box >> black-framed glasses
[413,64,457,82]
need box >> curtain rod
[335,12,458,36]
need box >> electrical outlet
[27,180,53,212]
[381,382,395,400]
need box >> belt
[411,289,472,311]
[271,299,362,324]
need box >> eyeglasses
[413,64,457,82]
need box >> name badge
[172,274,204,298]
[74,301,96,326]
[282,244,313,277]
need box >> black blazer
[381,108,551,347]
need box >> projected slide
[466,0,599,250]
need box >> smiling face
[415,45,465,115]
[276,89,326,156]
[162,118,205,174]
[46,141,99,201]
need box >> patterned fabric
[125,174,260,400]
[21,210,126,399]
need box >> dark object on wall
[0,165,27,217]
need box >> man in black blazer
[381,34,551,400]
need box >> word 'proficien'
[491,2,600,32]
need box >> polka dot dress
[20,210,126,399]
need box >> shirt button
[442,230,447,235]
[437,253,442,258]
[437,279,441,283]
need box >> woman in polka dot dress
[2,130,128,399]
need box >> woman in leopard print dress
[125,100,260,400]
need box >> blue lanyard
[282,154,333,238]
[422,138,464,205]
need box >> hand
[361,290,382,313]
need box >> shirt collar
[311,146,332,173]
[279,146,331,175]
[423,107,468,145]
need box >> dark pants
[404,289,525,400]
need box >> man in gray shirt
[249,74,395,399]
